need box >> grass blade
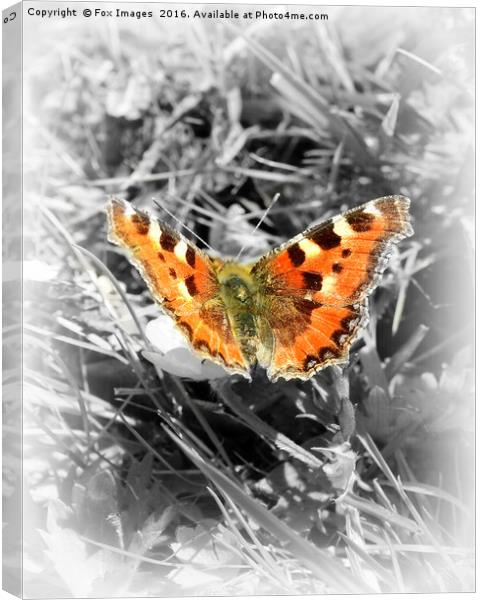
[163,425,374,593]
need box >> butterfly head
[223,275,251,304]
[216,262,257,307]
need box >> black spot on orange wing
[131,212,150,235]
[310,223,341,250]
[194,339,211,354]
[287,243,306,267]
[345,210,375,232]
[177,320,193,339]
[302,271,323,290]
[342,248,352,258]
[185,245,196,269]
[341,317,356,332]
[185,274,198,297]
[160,231,178,252]
[331,311,359,347]
[332,262,343,274]
[158,252,166,262]
[293,298,318,318]
[318,346,340,362]
[303,355,318,370]
[169,268,177,279]
[331,329,348,346]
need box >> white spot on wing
[178,280,192,299]
[299,238,321,258]
[174,240,188,263]
[333,218,353,238]
[124,202,135,217]
[321,274,336,294]
[364,204,382,217]
[148,221,161,244]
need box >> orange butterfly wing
[106,198,249,376]
[251,196,413,381]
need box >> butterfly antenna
[153,198,218,254]
[234,193,281,262]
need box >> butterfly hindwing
[251,196,413,381]
[107,198,248,375]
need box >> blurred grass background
[10,4,475,596]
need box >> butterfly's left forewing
[107,198,249,376]
[251,195,413,381]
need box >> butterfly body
[215,262,259,365]
[107,195,412,381]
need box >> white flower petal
[144,317,228,381]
